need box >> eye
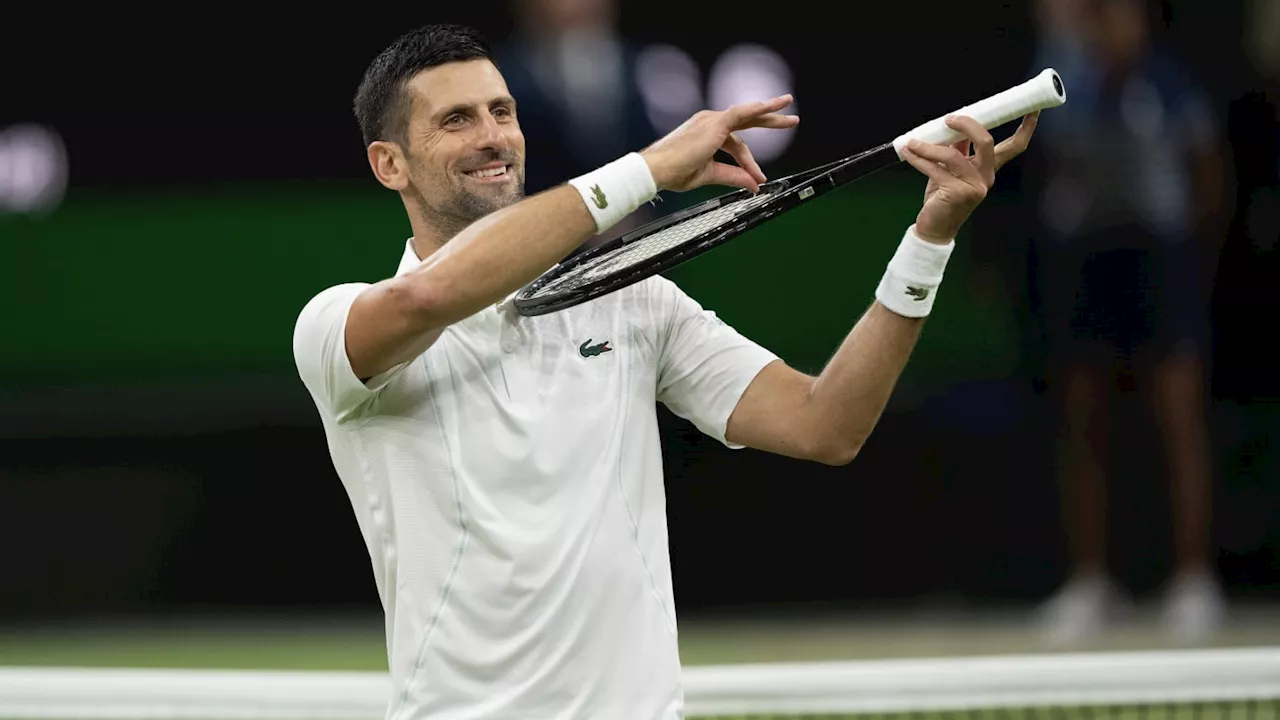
[493,106,514,119]
[443,114,466,128]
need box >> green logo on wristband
[905,285,929,301]
[590,184,608,210]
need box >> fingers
[703,160,762,193]
[994,111,1039,170]
[899,144,960,188]
[944,115,996,183]
[723,95,798,130]
[723,94,792,122]
[902,139,984,187]
[733,112,800,131]
[722,132,766,186]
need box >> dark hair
[353,24,495,148]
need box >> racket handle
[892,68,1066,158]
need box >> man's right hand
[640,95,799,194]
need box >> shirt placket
[495,300,530,405]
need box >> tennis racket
[513,68,1067,317]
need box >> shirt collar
[395,238,423,278]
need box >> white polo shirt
[292,240,778,720]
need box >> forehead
[406,59,511,118]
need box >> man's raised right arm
[341,96,798,381]
[343,183,598,380]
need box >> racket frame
[513,144,897,316]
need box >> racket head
[513,144,897,316]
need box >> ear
[368,140,410,191]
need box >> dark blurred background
[1,0,1276,658]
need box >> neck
[410,234,439,262]
[406,203,471,261]
[410,221,449,260]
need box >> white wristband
[567,152,657,235]
[875,224,955,318]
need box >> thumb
[702,161,762,193]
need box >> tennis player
[293,23,1038,720]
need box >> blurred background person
[1028,0,1228,646]
[495,0,662,246]
[1212,0,1280,562]
[1217,0,1280,399]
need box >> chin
[500,187,525,206]
[486,183,524,208]
[457,192,522,222]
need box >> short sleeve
[292,283,409,422]
[652,279,779,449]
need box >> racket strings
[529,191,777,298]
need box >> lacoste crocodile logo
[905,285,929,301]
[579,338,612,358]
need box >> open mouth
[464,165,510,180]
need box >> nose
[474,111,507,151]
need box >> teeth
[468,166,507,178]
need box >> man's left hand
[900,112,1039,244]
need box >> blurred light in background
[635,44,704,134]
[707,44,797,163]
[0,124,67,215]
[635,42,798,164]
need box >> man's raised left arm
[725,113,1040,465]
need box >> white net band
[1,648,1278,719]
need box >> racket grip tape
[892,68,1066,157]
[567,152,658,235]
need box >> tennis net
[1,648,1277,719]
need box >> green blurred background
[0,172,1010,386]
